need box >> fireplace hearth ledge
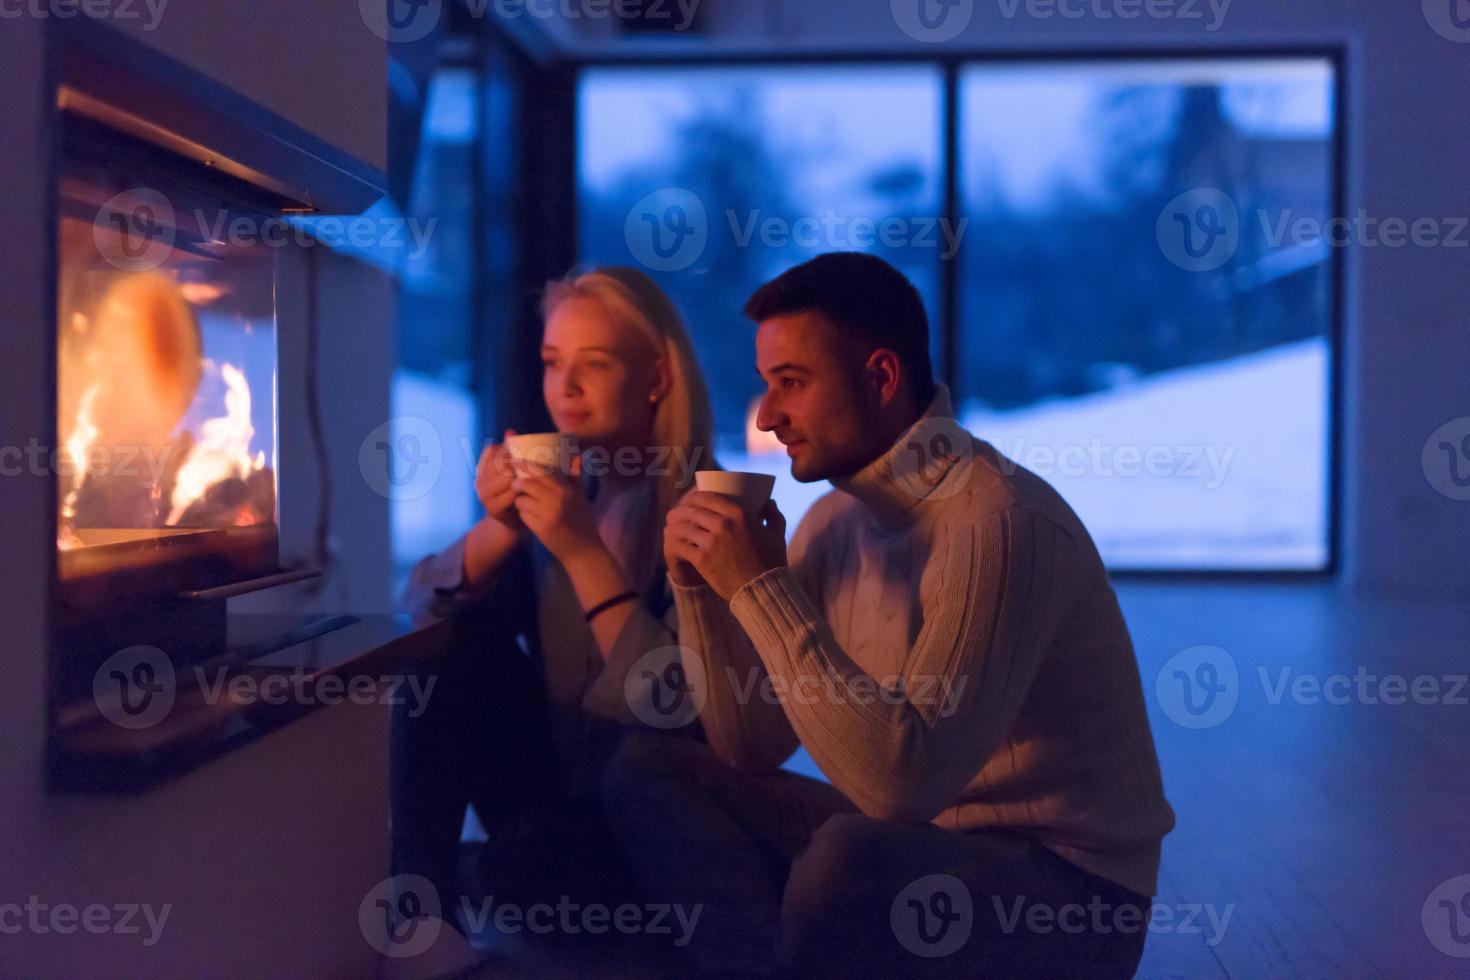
[49,614,452,795]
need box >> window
[579,65,944,523]
[391,65,482,589]
[959,59,1335,570]
[577,57,1337,571]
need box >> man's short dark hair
[744,252,937,408]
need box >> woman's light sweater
[671,386,1175,898]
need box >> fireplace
[45,19,421,792]
[56,149,281,609]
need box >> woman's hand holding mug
[510,446,602,565]
[474,429,524,530]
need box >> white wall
[110,0,388,171]
[559,0,1470,598]
[0,3,397,974]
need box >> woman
[393,265,715,927]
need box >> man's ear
[863,348,903,408]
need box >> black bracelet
[584,590,639,623]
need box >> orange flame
[166,362,266,526]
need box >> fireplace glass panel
[56,161,280,598]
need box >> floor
[442,582,1470,978]
[1118,582,1469,979]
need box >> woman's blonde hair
[541,266,715,585]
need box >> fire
[166,361,267,526]
[57,383,100,550]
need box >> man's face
[754,312,882,483]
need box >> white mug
[505,433,578,475]
[694,470,776,512]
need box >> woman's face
[541,296,662,451]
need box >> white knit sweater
[672,386,1175,897]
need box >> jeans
[601,733,1151,978]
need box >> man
[602,252,1174,977]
